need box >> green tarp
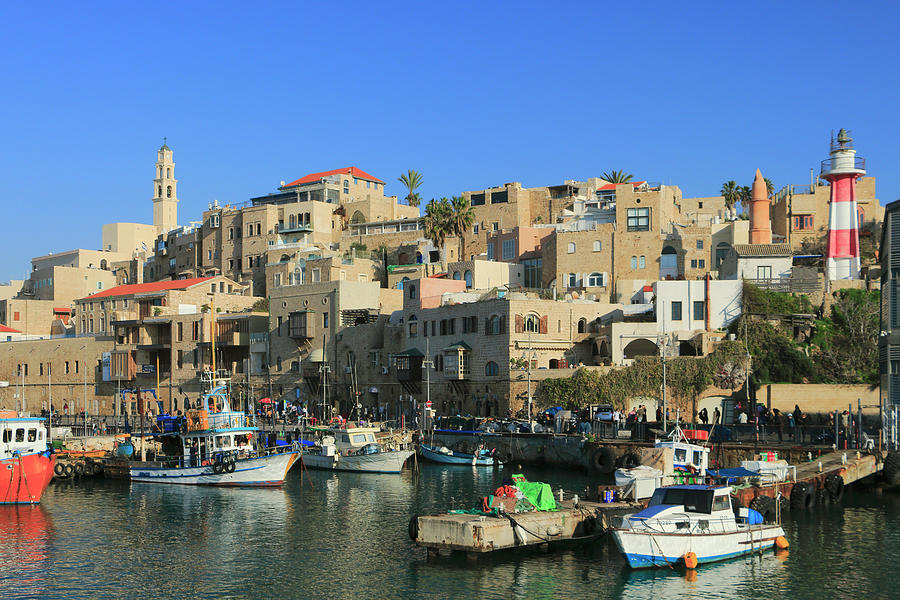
[513,474,558,511]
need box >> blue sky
[1,1,898,282]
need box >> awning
[395,348,424,357]
[443,341,472,352]
[258,397,273,404]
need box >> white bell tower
[152,139,178,233]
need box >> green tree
[448,195,476,261]
[601,170,634,184]
[423,198,452,261]
[720,180,741,219]
[810,289,879,384]
[763,177,774,196]
[397,169,423,208]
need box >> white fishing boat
[129,373,299,486]
[611,484,788,568]
[614,425,710,499]
[302,426,414,474]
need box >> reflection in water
[19,468,900,599]
[0,504,53,600]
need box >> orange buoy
[683,552,698,569]
[775,536,789,550]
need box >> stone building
[879,199,900,412]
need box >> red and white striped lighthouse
[821,129,865,280]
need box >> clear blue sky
[1,1,898,282]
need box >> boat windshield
[648,488,714,514]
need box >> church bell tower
[152,139,178,233]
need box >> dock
[729,450,881,512]
[411,499,640,557]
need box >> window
[409,316,417,337]
[626,207,650,231]
[65,361,70,374]
[639,256,646,269]
[693,301,705,321]
[277,316,283,336]
[256,224,261,235]
[97,281,103,290]
[485,361,499,376]
[492,222,499,232]
[311,268,321,283]
[487,315,501,335]
[588,272,604,287]
[696,239,704,250]
[715,242,730,268]
[464,270,473,288]
[671,301,683,321]
[343,179,350,194]
[323,313,329,328]
[228,228,234,240]
[593,240,602,252]
[487,243,495,260]
[697,259,705,269]
[567,242,576,254]
[524,314,539,332]
[793,215,814,230]
[13,311,19,321]
[277,357,282,372]
[691,259,698,269]
[177,350,183,369]
[166,185,172,198]
[75,361,78,374]
[473,224,479,234]
[757,265,773,279]
[408,284,417,299]
[631,256,637,269]
[502,239,515,260]
[568,273,577,288]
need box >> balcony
[820,156,865,176]
[277,223,313,234]
[289,311,313,338]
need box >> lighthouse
[821,129,865,280]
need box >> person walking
[793,404,803,443]
[713,407,721,425]
[774,408,784,442]
[698,408,709,426]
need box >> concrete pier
[411,499,639,554]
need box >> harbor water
[2,464,899,599]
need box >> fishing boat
[129,373,299,486]
[302,426,414,474]
[614,425,710,499]
[611,484,788,568]
[419,443,496,466]
[1,411,55,504]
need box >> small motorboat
[420,444,496,466]
[611,484,787,568]
[302,427,415,474]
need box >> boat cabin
[0,413,48,458]
[648,485,731,515]
[331,426,380,455]
[655,427,710,476]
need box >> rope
[16,452,36,502]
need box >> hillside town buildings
[0,133,888,421]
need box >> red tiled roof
[0,324,21,333]
[81,277,215,300]
[597,181,646,191]
[53,307,71,314]
[282,167,384,188]
[642,285,653,292]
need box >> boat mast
[211,292,216,381]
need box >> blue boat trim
[623,544,774,568]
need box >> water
[2,465,899,599]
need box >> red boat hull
[0,452,56,504]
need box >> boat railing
[628,514,739,532]
[143,443,301,469]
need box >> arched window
[588,272,603,287]
[660,245,677,278]
[485,361,499,376]
[408,315,418,337]
[157,186,162,198]
[408,284,417,300]
[567,242,576,254]
[343,179,350,194]
[577,318,586,333]
[350,210,366,224]
[593,240,602,252]
[398,276,409,290]
[166,167,171,178]
[524,314,539,332]
[166,185,172,198]
[276,356,282,371]
[549,359,559,369]
[289,214,297,228]
[857,206,864,229]
[415,251,423,264]
[453,271,461,280]
[464,270,473,288]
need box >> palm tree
[601,170,634,184]
[448,195,476,260]
[424,198,452,262]
[763,177,774,197]
[720,180,740,220]
[397,169,423,208]
[739,185,752,214]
